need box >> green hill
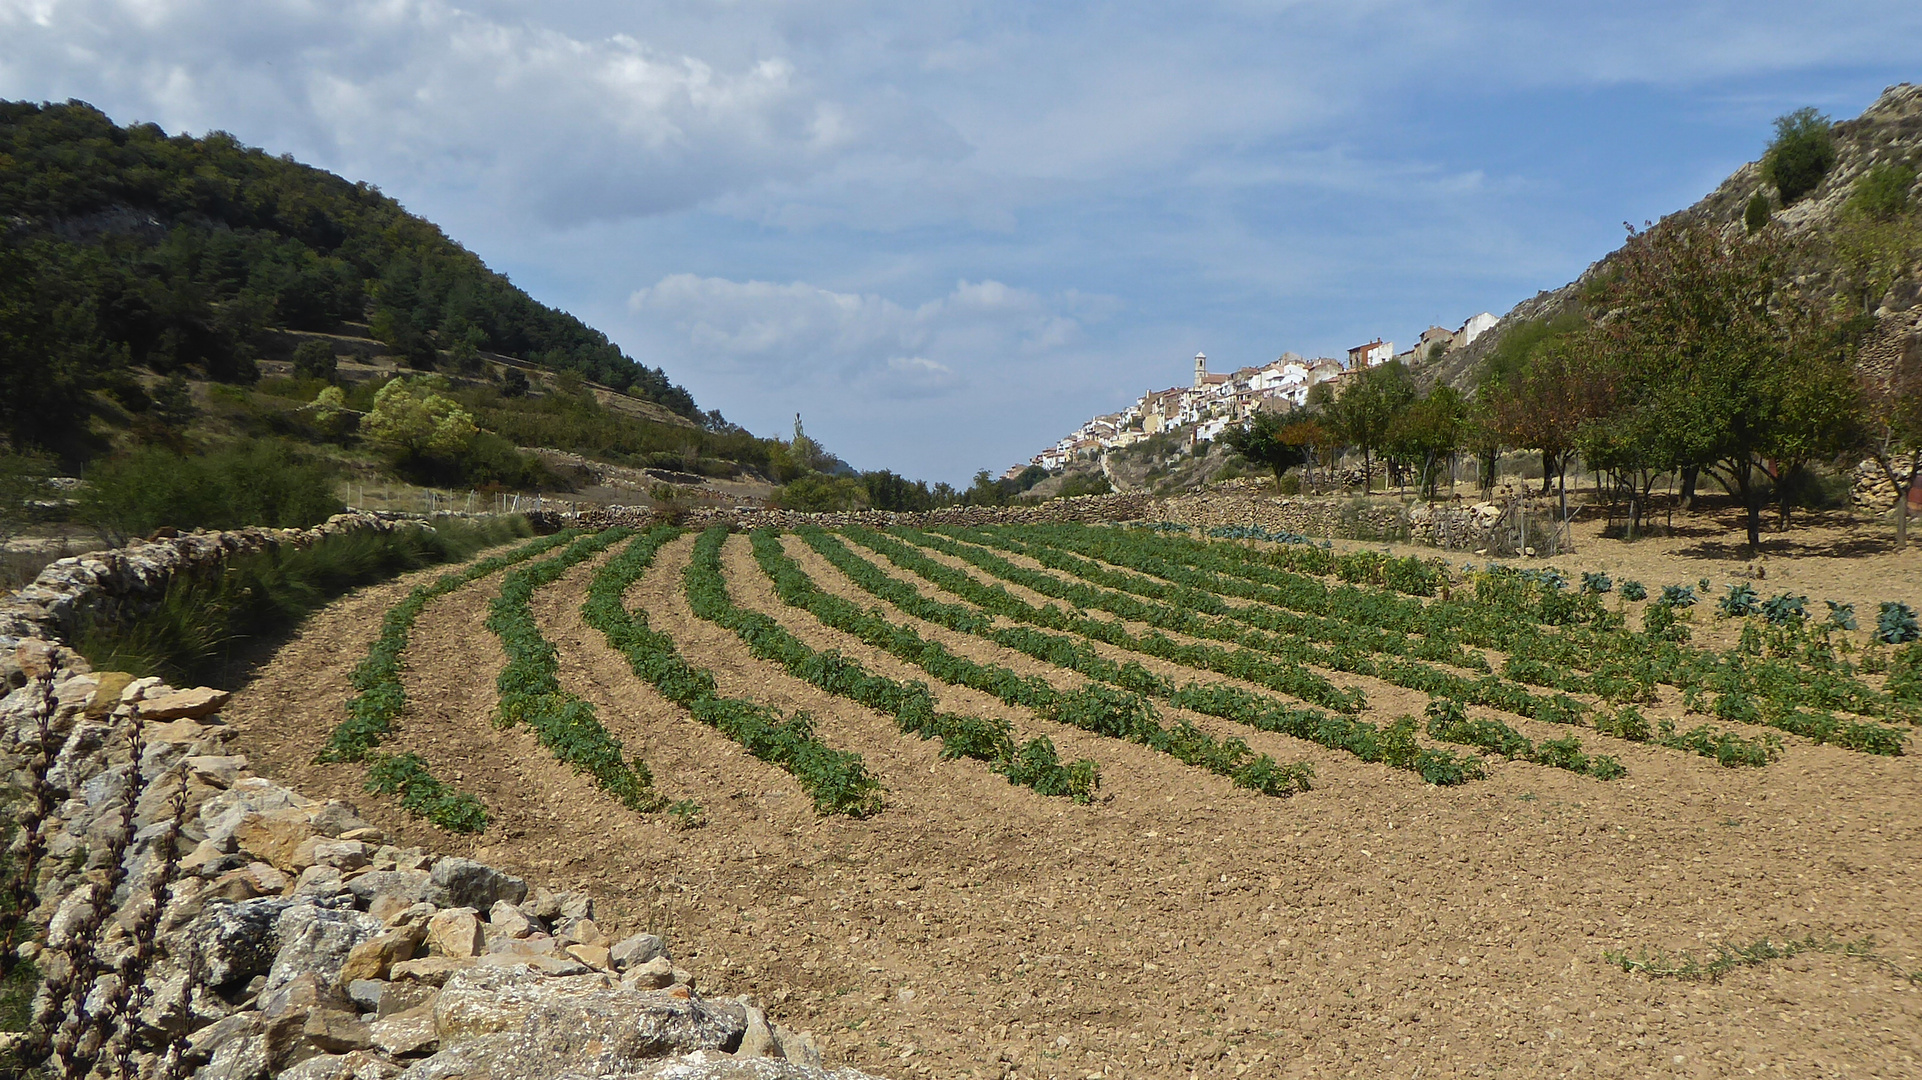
[0,99,704,458]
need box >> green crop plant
[1876,602,1920,644]
[1424,697,1624,779]
[1719,583,1760,618]
[691,528,1103,804]
[315,528,572,826]
[812,527,1488,785]
[487,528,675,813]
[364,752,490,833]
[1619,580,1647,602]
[1760,593,1809,625]
[582,528,884,817]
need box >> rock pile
[0,642,876,1080]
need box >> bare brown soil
[222,530,1922,1079]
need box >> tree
[359,376,478,462]
[1387,385,1466,498]
[772,473,868,512]
[1590,220,1850,552]
[1482,330,1610,497]
[291,339,339,382]
[1761,107,1836,205]
[1325,361,1416,490]
[1221,410,1311,490]
[1857,333,1922,548]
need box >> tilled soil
[224,532,1922,1080]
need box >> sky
[3,2,1920,484]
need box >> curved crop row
[898,526,1562,717]
[754,529,1312,796]
[988,525,1825,764]
[798,528,1483,786]
[680,528,1100,802]
[839,527,1364,715]
[583,528,884,817]
[487,528,671,813]
[318,529,580,831]
[1044,523,1902,742]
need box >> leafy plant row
[988,524,1899,758]
[317,529,580,831]
[582,527,885,817]
[840,526,1366,715]
[799,528,1482,786]
[898,525,1572,720]
[688,527,1099,803]
[487,528,678,812]
[755,529,1314,796]
[1422,698,1626,780]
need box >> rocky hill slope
[1427,82,1922,394]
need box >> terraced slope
[222,522,1922,1080]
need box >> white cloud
[628,273,1109,399]
[0,0,956,223]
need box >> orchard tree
[1387,384,1466,498]
[1326,361,1416,490]
[1222,410,1316,490]
[1591,220,1851,552]
[1857,334,1922,548]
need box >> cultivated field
[223,521,1922,1079]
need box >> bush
[772,473,869,512]
[1761,107,1836,204]
[1744,191,1772,234]
[1847,163,1915,221]
[79,439,342,542]
[291,339,339,382]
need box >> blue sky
[3,2,1919,484]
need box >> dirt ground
[220,528,1922,1080]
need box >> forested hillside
[0,99,698,456]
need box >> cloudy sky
[3,2,1919,483]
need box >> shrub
[1761,107,1836,204]
[291,339,339,382]
[1847,163,1915,221]
[78,439,342,542]
[1744,191,1772,233]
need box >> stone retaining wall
[0,516,884,1080]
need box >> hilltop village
[1016,312,1496,475]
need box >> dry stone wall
[0,516,885,1080]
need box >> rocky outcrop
[0,648,873,1079]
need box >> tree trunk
[1740,460,1762,554]
[1540,450,1555,495]
[1679,466,1699,510]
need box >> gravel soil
[221,531,1922,1080]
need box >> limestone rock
[622,957,676,990]
[425,908,483,959]
[487,901,533,939]
[370,1002,441,1057]
[349,869,434,911]
[266,903,383,996]
[186,754,249,788]
[195,897,295,988]
[409,966,749,1079]
[137,685,231,721]
[232,808,320,872]
[337,925,424,986]
[610,933,667,970]
[278,1050,404,1080]
[427,858,527,911]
